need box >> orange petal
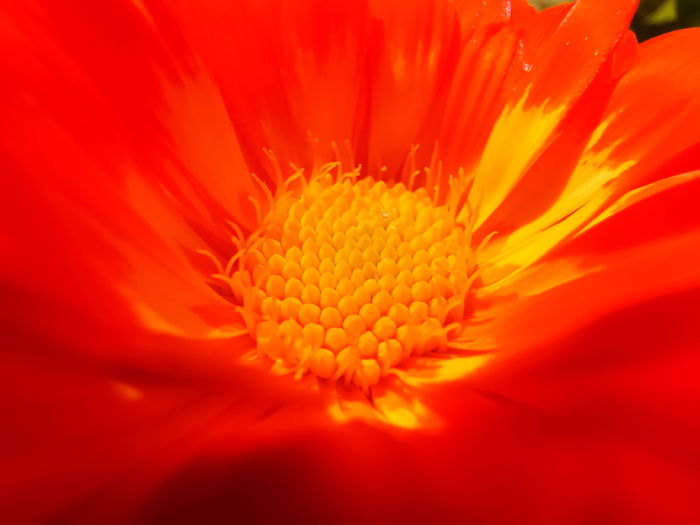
[362,0,462,173]
[365,0,535,174]
[172,0,374,175]
[139,287,700,523]
[590,28,700,189]
[0,307,326,522]
[478,29,700,281]
[461,0,637,228]
[172,0,533,178]
[473,27,637,239]
[431,288,700,522]
[470,174,700,352]
[0,1,252,338]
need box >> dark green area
[529,0,700,40]
[632,0,700,40]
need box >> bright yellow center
[235,173,474,391]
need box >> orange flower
[2,0,700,521]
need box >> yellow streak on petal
[112,380,143,401]
[478,128,635,291]
[487,258,602,298]
[118,174,242,339]
[129,300,244,340]
[130,0,154,24]
[581,170,700,234]
[207,327,250,339]
[329,356,491,429]
[373,390,434,429]
[130,302,184,336]
[399,354,493,386]
[470,93,566,229]
[329,390,438,430]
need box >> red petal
[476,29,700,280]
[590,28,700,189]
[362,0,462,173]
[365,0,534,174]
[519,0,637,109]
[1,1,258,226]
[171,0,374,176]
[476,29,637,237]
[0,300,325,521]
[134,288,700,523]
[171,0,534,177]
[444,0,637,228]
[472,173,700,352]
[0,1,258,338]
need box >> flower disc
[233,172,475,391]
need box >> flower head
[2,0,700,522]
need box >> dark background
[529,0,700,40]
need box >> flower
[2,0,700,522]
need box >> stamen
[225,172,477,390]
[262,147,284,190]
[247,194,264,225]
[251,172,275,211]
[195,249,224,275]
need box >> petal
[0,0,258,337]
[473,27,637,238]
[362,0,462,173]
[468,173,700,352]
[479,28,700,283]
[593,29,700,189]
[442,288,700,522]
[364,0,534,174]
[171,0,374,176]
[171,0,534,178]
[2,1,258,226]
[137,288,700,522]
[0,297,326,521]
[462,0,638,229]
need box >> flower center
[233,172,474,392]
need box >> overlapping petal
[0,305,326,521]
[132,287,700,523]
[465,173,700,353]
[479,27,700,286]
[2,0,700,522]
[0,0,262,339]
